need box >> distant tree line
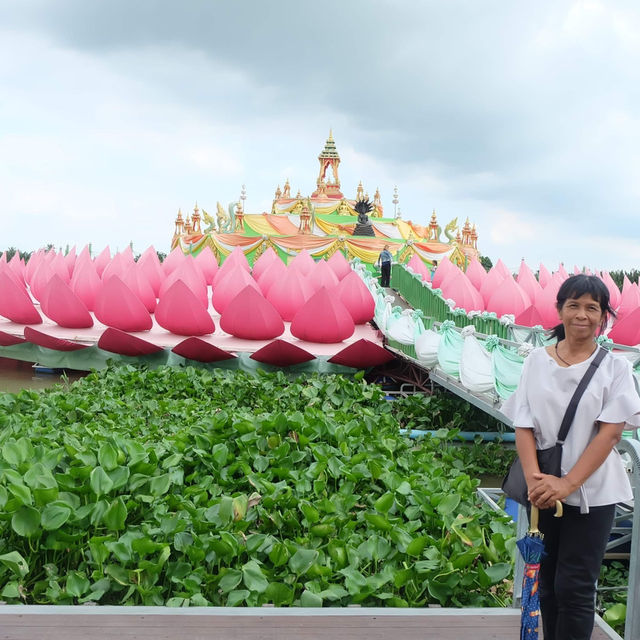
[608,270,640,289]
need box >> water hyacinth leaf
[374,492,394,513]
[339,567,367,594]
[218,569,242,593]
[241,560,268,593]
[41,503,72,530]
[103,497,127,530]
[8,483,32,506]
[299,501,319,524]
[2,438,32,467]
[11,505,41,537]
[364,512,392,532]
[211,443,228,466]
[98,443,119,471]
[437,493,461,515]
[479,562,512,586]
[226,589,249,606]
[268,543,290,567]
[451,549,478,569]
[288,549,318,575]
[300,590,323,607]
[264,582,294,605]
[406,536,430,557]
[105,564,129,586]
[1,581,20,599]
[132,537,166,556]
[0,551,29,578]
[149,473,171,497]
[395,481,412,495]
[232,494,248,521]
[190,593,209,606]
[603,603,627,628]
[90,467,114,497]
[66,571,90,598]
[318,584,349,601]
[107,466,130,490]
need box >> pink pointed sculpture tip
[219,286,284,340]
[290,287,355,343]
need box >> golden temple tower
[312,130,343,199]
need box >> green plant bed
[598,560,629,635]
[0,366,515,607]
[391,391,509,433]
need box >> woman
[502,274,640,640]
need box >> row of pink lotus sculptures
[406,255,640,346]
[0,246,375,344]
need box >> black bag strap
[556,347,608,445]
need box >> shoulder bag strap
[556,347,608,445]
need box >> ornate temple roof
[319,130,340,159]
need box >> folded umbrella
[516,502,563,640]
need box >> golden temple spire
[320,130,339,159]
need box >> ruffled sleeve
[597,356,640,427]
[501,350,535,429]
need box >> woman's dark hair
[550,274,616,341]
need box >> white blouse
[502,347,640,512]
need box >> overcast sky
[2,1,639,271]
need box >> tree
[479,255,493,271]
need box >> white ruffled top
[502,347,639,512]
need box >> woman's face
[557,293,604,339]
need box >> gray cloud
[2,1,640,267]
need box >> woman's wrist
[562,474,581,493]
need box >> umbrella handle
[530,501,563,533]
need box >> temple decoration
[234,202,244,232]
[392,186,399,218]
[191,203,202,235]
[352,199,375,237]
[311,130,342,199]
[171,132,480,269]
[174,209,184,236]
[298,201,312,234]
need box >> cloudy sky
[2,1,639,270]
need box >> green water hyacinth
[0,366,515,606]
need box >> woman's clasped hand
[527,472,574,510]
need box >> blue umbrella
[516,503,563,640]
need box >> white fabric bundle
[459,332,494,394]
[387,309,418,345]
[415,329,441,366]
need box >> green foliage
[0,366,515,607]
[390,393,515,476]
[598,561,629,635]
[1,247,33,263]
[478,255,493,271]
[391,391,507,434]
[609,269,640,289]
